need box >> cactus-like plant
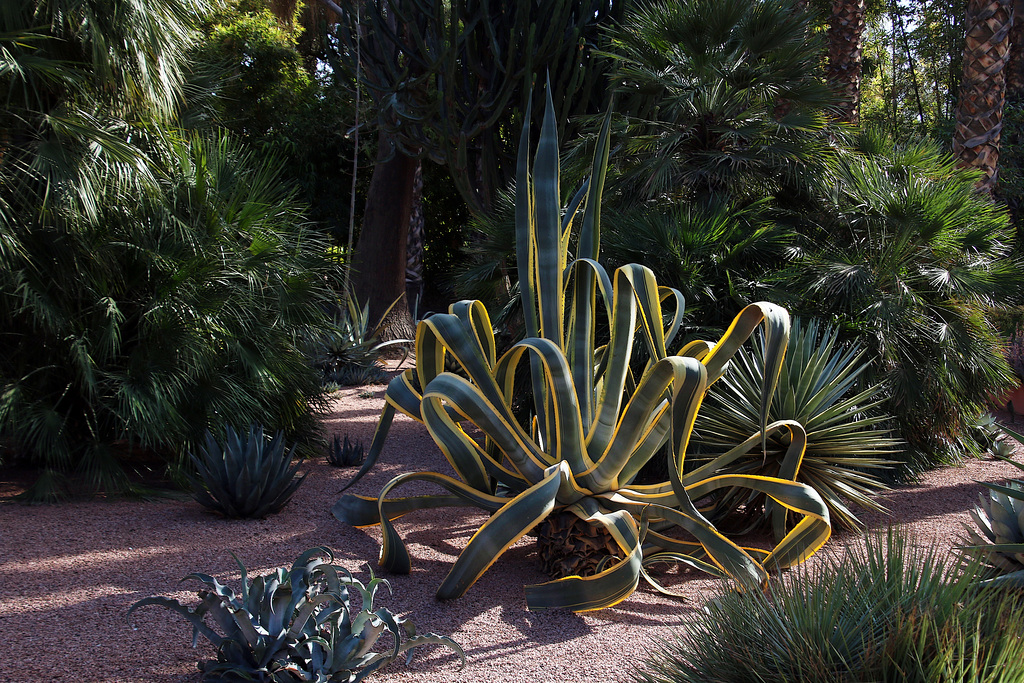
[128,547,463,682]
[332,88,831,611]
[690,319,898,534]
[326,435,365,468]
[963,425,1024,588]
[188,425,306,519]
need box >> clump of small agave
[128,547,464,682]
[326,435,365,468]
[962,426,1024,588]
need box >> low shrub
[636,530,1024,683]
[129,547,463,682]
[188,425,306,519]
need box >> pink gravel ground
[2,364,1023,683]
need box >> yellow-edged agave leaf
[331,83,833,612]
[584,356,701,492]
[702,302,790,451]
[420,374,548,484]
[569,108,613,429]
[437,462,565,600]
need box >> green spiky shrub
[188,425,306,519]
[0,1,336,501]
[690,318,900,534]
[326,435,365,468]
[636,530,1024,683]
[332,89,833,611]
[128,547,463,682]
[314,298,406,387]
[962,426,1024,588]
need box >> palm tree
[826,0,867,124]
[601,0,836,205]
[778,132,1022,470]
[953,0,1013,193]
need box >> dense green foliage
[0,0,337,499]
[779,133,1021,469]
[129,547,464,682]
[195,0,360,239]
[601,0,835,205]
[188,425,307,518]
[636,531,1024,683]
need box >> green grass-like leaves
[637,530,1024,683]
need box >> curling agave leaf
[332,492,485,528]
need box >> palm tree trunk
[827,0,867,124]
[953,0,1013,193]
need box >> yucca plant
[326,435,365,468]
[962,425,1024,588]
[189,425,306,519]
[636,530,1024,683]
[690,318,899,534]
[128,547,463,682]
[332,88,831,611]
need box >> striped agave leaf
[333,87,831,611]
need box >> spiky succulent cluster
[326,435,365,468]
[128,548,463,682]
[315,299,406,387]
[188,425,306,519]
[964,456,1024,588]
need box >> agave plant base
[536,511,624,579]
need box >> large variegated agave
[127,547,463,682]
[332,89,831,611]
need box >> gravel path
[2,365,1022,683]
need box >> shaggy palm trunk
[953,0,1013,194]
[826,0,867,124]
[535,511,623,579]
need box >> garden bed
[2,363,1022,682]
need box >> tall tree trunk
[827,0,867,124]
[953,0,1012,194]
[353,132,417,341]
